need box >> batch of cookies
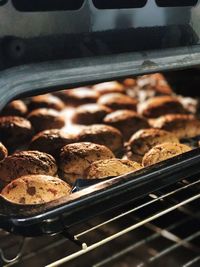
[0,73,199,205]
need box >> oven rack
[1,175,200,267]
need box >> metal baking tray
[1,147,200,237]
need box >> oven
[0,1,200,267]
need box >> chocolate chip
[47,188,57,196]
[27,186,36,196]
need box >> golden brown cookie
[98,93,138,111]
[0,143,8,162]
[29,129,77,158]
[104,110,150,141]
[178,96,198,114]
[54,88,99,106]
[28,108,65,132]
[28,94,65,111]
[86,159,142,179]
[152,114,200,139]
[0,116,33,149]
[72,104,111,125]
[59,142,115,184]
[137,73,173,95]
[93,82,126,95]
[129,128,179,157]
[123,78,137,88]
[76,124,124,156]
[139,96,185,118]
[142,142,191,167]
[0,150,57,184]
[122,150,143,164]
[1,100,28,117]
[1,175,71,205]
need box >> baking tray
[1,147,200,237]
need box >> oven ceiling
[0,0,200,69]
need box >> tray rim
[1,147,200,236]
[1,45,200,111]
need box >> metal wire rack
[1,175,200,267]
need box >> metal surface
[0,1,199,37]
[1,175,199,267]
[1,45,200,110]
[1,147,200,237]
[0,1,200,71]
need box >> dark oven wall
[164,68,200,97]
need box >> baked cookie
[0,150,58,184]
[1,175,71,205]
[1,100,27,117]
[0,143,8,162]
[29,129,77,158]
[59,142,115,184]
[93,81,126,95]
[86,158,142,179]
[98,93,137,111]
[76,124,124,156]
[152,114,200,139]
[137,73,174,95]
[0,116,33,149]
[139,96,185,118]
[104,110,150,141]
[54,88,99,106]
[129,128,179,157]
[28,94,65,111]
[72,104,111,125]
[142,142,191,167]
[123,78,137,88]
[28,108,65,132]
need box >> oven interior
[0,69,199,267]
[0,1,200,266]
